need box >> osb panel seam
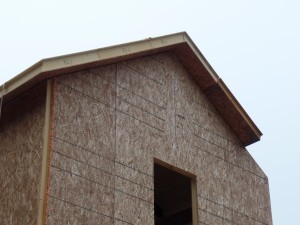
[192,132,266,178]
[193,121,242,147]
[122,56,166,85]
[52,136,113,165]
[123,63,164,86]
[114,189,153,205]
[92,69,116,85]
[55,80,113,109]
[150,54,165,65]
[116,97,166,122]
[50,165,112,195]
[49,166,114,217]
[197,196,269,225]
[116,65,167,107]
[192,99,218,113]
[116,106,166,133]
[50,154,154,195]
[48,181,152,223]
[51,152,114,188]
[56,80,166,135]
[47,197,114,224]
[115,162,154,189]
[117,84,166,114]
[198,208,235,225]
[90,66,167,115]
[115,160,153,178]
[51,149,115,177]
[192,144,266,180]
[51,136,153,180]
[117,84,166,110]
[48,196,115,220]
[51,157,153,198]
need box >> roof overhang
[0,32,262,146]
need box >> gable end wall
[47,53,272,225]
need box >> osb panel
[90,64,117,83]
[116,98,166,132]
[198,197,233,221]
[116,111,167,175]
[117,85,166,120]
[115,53,271,224]
[52,138,115,174]
[47,197,113,225]
[196,151,232,206]
[57,68,116,107]
[122,56,166,85]
[47,71,117,224]
[117,63,168,107]
[115,162,153,189]
[198,209,231,225]
[48,53,272,224]
[53,82,115,159]
[114,220,132,225]
[0,82,46,225]
[51,152,114,188]
[114,176,153,203]
[49,167,114,216]
[161,115,199,174]
[114,191,154,225]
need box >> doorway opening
[154,161,196,225]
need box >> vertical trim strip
[0,83,5,120]
[37,79,54,225]
[191,178,199,225]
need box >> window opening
[154,162,195,225]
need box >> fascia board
[1,32,186,99]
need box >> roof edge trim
[1,32,262,146]
[2,61,43,98]
[183,33,220,81]
[216,78,263,137]
[1,32,187,98]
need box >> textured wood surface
[0,82,46,225]
[47,53,272,224]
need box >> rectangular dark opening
[154,162,194,225]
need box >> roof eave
[0,32,262,146]
[1,32,186,99]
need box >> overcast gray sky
[1,1,299,224]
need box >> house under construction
[0,32,272,225]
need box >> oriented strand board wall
[0,82,46,225]
[48,53,272,225]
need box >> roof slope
[0,32,262,146]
